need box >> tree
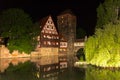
[96,0,120,28]
[85,22,120,67]
[0,8,34,53]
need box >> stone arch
[76,48,85,61]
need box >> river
[0,55,120,80]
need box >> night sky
[0,0,102,35]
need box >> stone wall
[40,47,58,56]
[0,45,30,58]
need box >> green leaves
[96,0,120,28]
[0,8,35,54]
[85,23,120,67]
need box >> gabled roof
[38,15,50,30]
[38,15,59,33]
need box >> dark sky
[0,0,102,35]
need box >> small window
[48,41,51,45]
[56,42,58,45]
[47,25,49,28]
[43,35,46,38]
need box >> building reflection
[31,54,68,80]
[0,54,68,80]
[0,58,30,73]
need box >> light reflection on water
[0,55,120,80]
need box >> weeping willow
[85,22,120,67]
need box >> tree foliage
[96,0,120,28]
[0,8,36,53]
[85,22,120,67]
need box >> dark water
[0,56,120,80]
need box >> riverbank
[74,61,88,68]
[74,61,120,70]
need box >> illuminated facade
[37,16,59,56]
[36,10,85,56]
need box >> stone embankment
[74,61,88,68]
[0,45,30,58]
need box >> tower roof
[59,9,75,16]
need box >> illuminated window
[57,36,59,39]
[60,49,62,51]
[47,35,51,39]
[42,30,44,33]
[37,36,40,41]
[47,41,51,45]
[56,42,58,45]
[43,35,46,38]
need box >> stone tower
[57,10,76,56]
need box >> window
[47,25,49,28]
[56,42,58,45]
[47,41,51,45]
[42,30,44,33]
[43,35,46,38]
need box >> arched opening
[76,48,85,61]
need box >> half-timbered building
[37,15,59,56]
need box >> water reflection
[0,58,30,72]
[0,55,120,80]
[31,56,60,79]
[0,55,68,80]
[86,66,120,80]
